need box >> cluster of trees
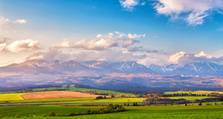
[163,92,223,97]
[89,92,109,96]
[49,104,125,117]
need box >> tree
[199,102,202,106]
[49,112,56,116]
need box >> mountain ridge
[0,59,223,76]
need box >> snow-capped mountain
[111,61,156,73]
[149,64,179,74]
[173,61,223,76]
[0,59,223,76]
[149,61,223,76]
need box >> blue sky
[0,0,223,66]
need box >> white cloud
[119,0,140,11]
[0,39,41,53]
[96,34,102,38]
[27,49,147,63]
[0,16,27,42]
[51,32,146,50]
[73,39,118,50]
[154,0,223,25]
[114,31,126,37]
[169,51,188,64]
[14,19,27,24]
[168,51,217,65]
[121,39,139,47]
[0,16,10,26]
[128,33,145,38]
[0,16,27,26]
[51,39,118,50]
[195,51,213,58]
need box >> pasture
[164,90,223,95]
[0,104,223,119]
[32,85,134,96]
[68,85,134,96]
[168,96,215,100]
[0,97,144,105]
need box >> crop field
[0,104,223,119]
[32,85,67,92]
[68,85,134,96]
[0,97,144,105]
[168,96,215,100]
[0,93,25,101]
[164,91,223,95]
[31,85,134,96]
[22,91,100,99]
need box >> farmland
[164,91,223,95]
[0,104,223,119]
[0,93,25,101]
[0,97,144,105]
[0,88,223,119]
[22,91,99,99]
[168,96,215,100]
[32,85,134,96]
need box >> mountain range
[0,59,223,76]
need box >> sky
[0,0,223,66]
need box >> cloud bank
[0,39,41,53]
[169,51,222,65]
[154,0,223,25]
[50,32,145,50]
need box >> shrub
[27,115,36,117]
[57,113,64,116]
[86,110,91,114]
[108,104,114,109]
[15,114,20,118]
[206,103,212,105]
[91,110,100,114]
[199,102,202,106]
[68,112,75,116]
[49,112,56,116]
[42,114,47,117]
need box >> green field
[32,85,134,96]
[68,85,134,96]
[1,104,223,119]
[168,96,215,100]
[164,91,223,95]
[0,97,144,105]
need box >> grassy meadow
[32,85,134,96]
[0,104,223,119]
[168,96,215,100]
[0,97,144,105]
[164,91,223,95]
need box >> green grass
[0,93,25,101]
[0,97,96,104]
[164,91,223,95]
[31,85,134,96]
[92,98,144,102]
[0,98,144,105]
[1,104,223,119]
[0,105,99,117]
[168,96,215,100]
[68,85,134,96]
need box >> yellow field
[0,93,25,101]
